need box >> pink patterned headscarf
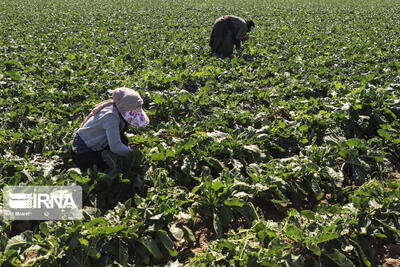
[80,87,147,127]
[121,109,149,127]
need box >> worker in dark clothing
[209,15,255,57]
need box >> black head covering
[245,20,255,32]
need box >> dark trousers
[209,18,235,57]
[71,133,128,172]
[71,149,108,172]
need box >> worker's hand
[130,143,140,149]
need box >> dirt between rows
[376,242,400,267]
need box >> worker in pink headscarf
[71,87,149,172]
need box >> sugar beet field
[1,0,400,266]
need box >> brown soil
[376,242,400,267]
[23,249,39,266]
[175,208,215,262]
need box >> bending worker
[209,15,255,57]
[71,87,149,172]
